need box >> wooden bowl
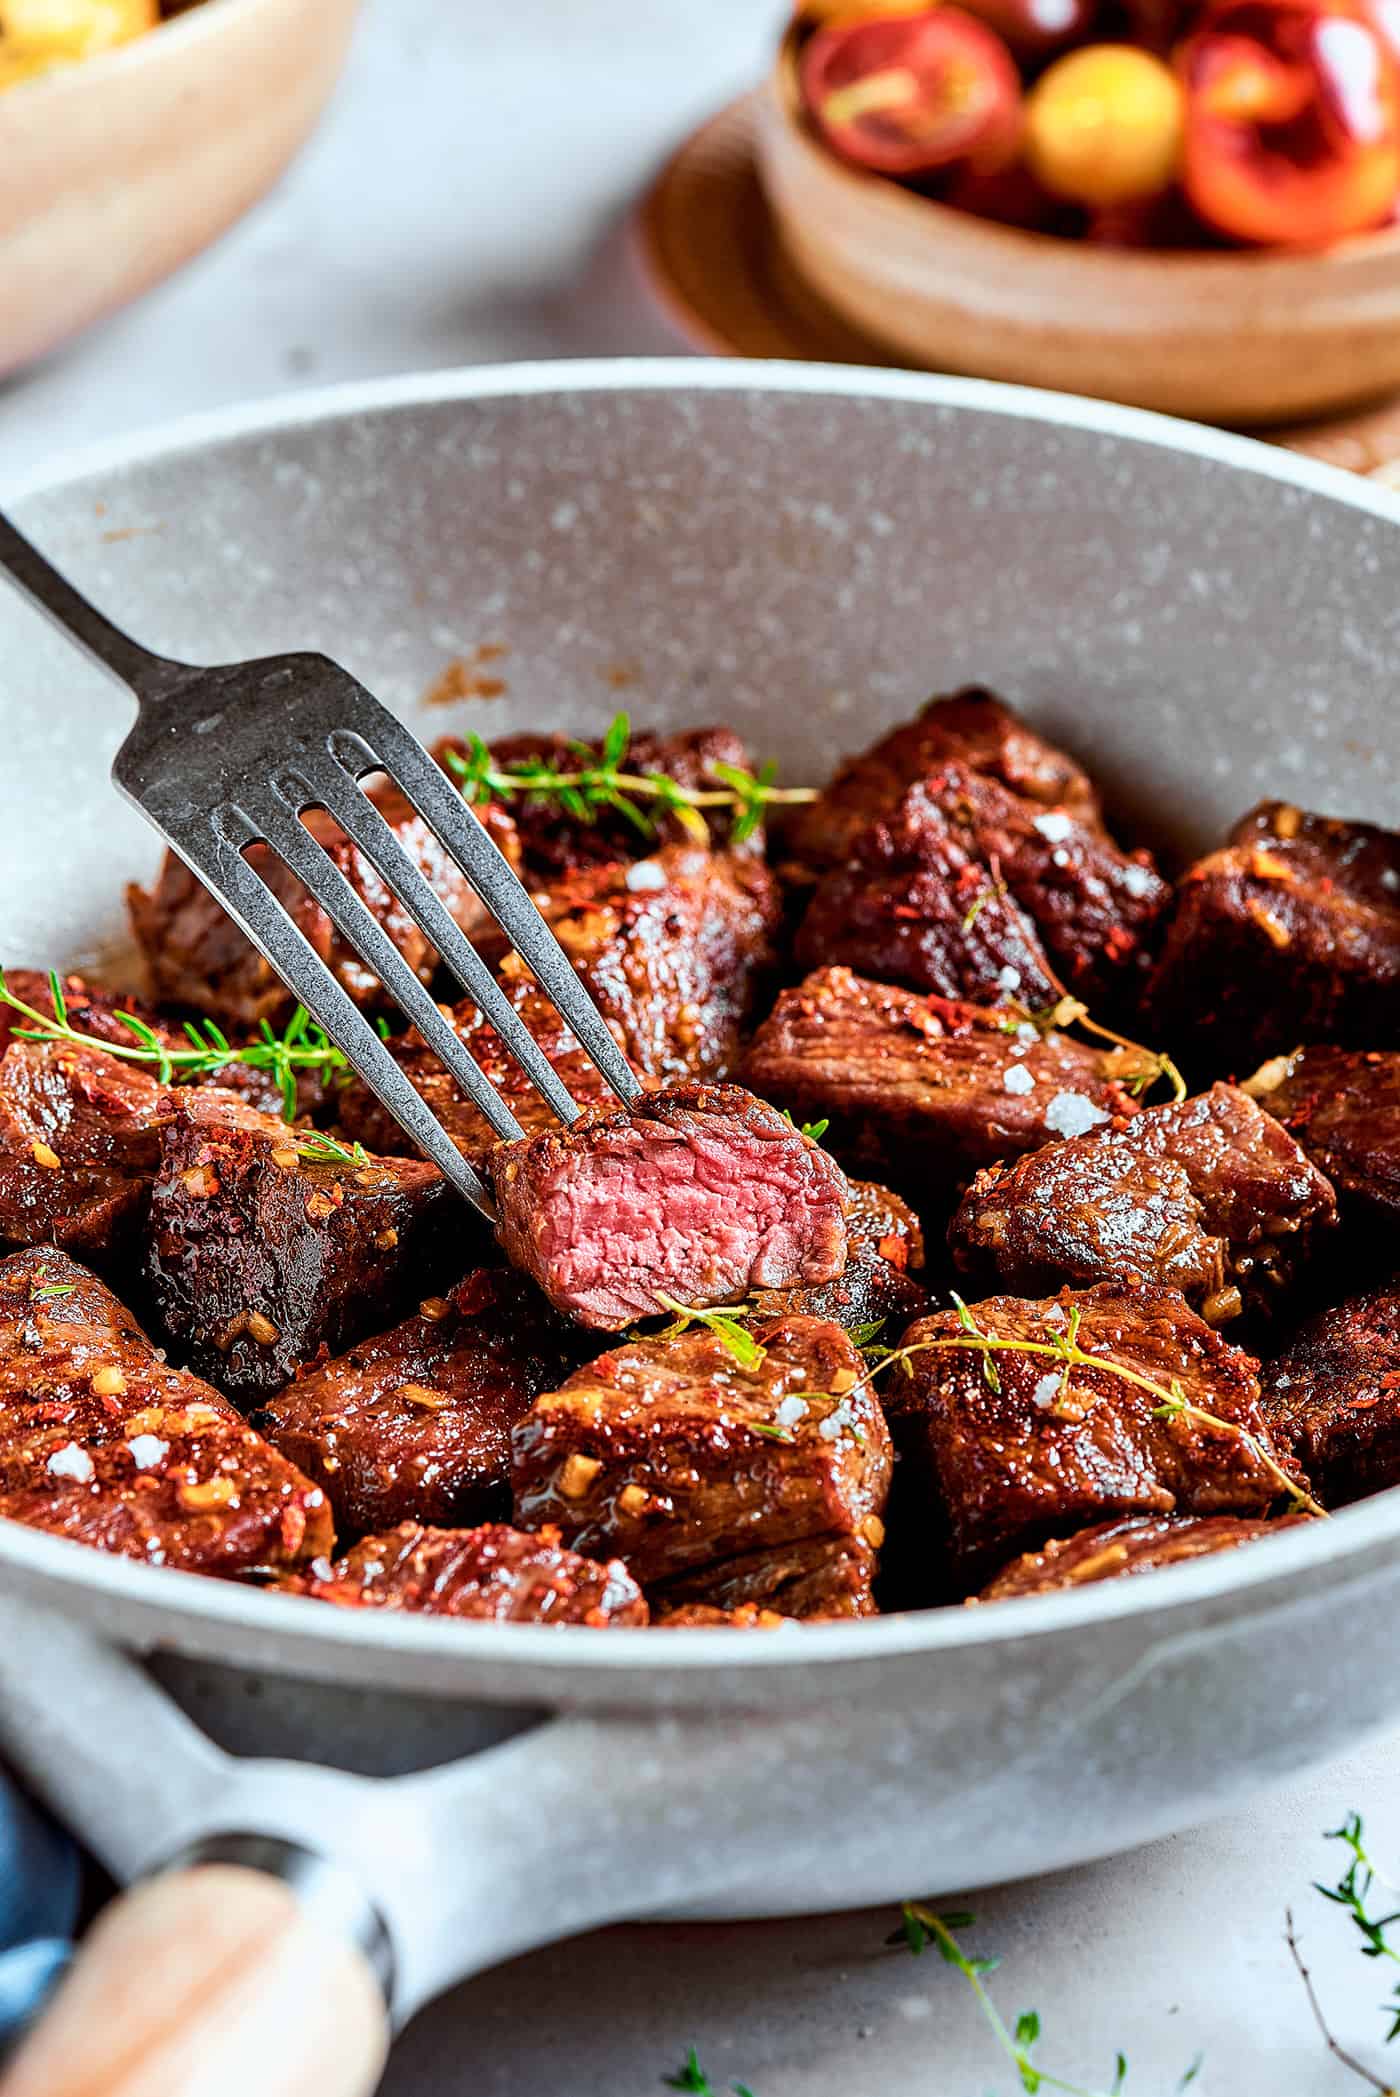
[756,25,1400,426]
[0,0,359,379]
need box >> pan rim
[4,354,1398,1684]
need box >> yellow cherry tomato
[0,0,157,75]
[1024,43,1185,206]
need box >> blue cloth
[0,1769,79,2055]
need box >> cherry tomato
[800,9,1024,176]
[0,0,156,60]
[1180,0,1400,244]
[1024,44,1185,203]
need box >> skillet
[1,360,1398,2088]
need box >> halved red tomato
[1180,0,1400,243]
[800,9,1024,175]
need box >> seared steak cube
[653,1533,879,1621]
[0,1042,178,1260]
[795,776,1062,1008]
[253,1269,586,1537]
[1244,1045,1400,1227]
[436,723,762,876]
[895,1279,1296,1584]
[146,1092,454,1402]
[336,975,627,1168]
[512,1314,891,1586]
[284,1520,647,1625]
[742,967,1140,1198]
[949,1084,1337,1323]
[656,1603,789,1629]
[974,1511,1308,1601]
[0,1247,331,1573]
[0,971,173,1064]
[784,688,1105,878]
[749,1177,928,1337]
[497,845,780,1082]
[1262,1287,1400,1505]
[127,786,520,1029]
[1149,802,1400,1069]
[491,1081,850,1329]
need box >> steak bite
[0,1247,331,1573]
[127,785,520,1030]
[783,687,1105,878]
[949,1083,1337,1323]
[253,1269,586,1538]
[974,1511,1309,1602]
[0,971,173,1064]
[436,723,763,877]
[512,1314,892,1588]
[283,1520,647,1625]
[656,1603,789,1629]
[1262,1287,1400,1506]
[795,777,1062,1009]
[1244,1046,1400,1227]
[741,967,1140,1198]
[0,1042,178,1261]
[491,1082,850,1330]
[145,1091,454,1403]
[1148,802,1400,1070]
[653,1533,879,1621]
[496,845,781,1082]
[893,1280,1297,1585]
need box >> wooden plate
[635,91,1400,479]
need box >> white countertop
[3,2,1398,2089]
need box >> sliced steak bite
[0,1042,184,1261]
[893,1279,1296,1586]
[145,1091,455,1403]
[495,844,781,1082]
[1262,1287,1400,1506]
[748,1177,928,1337]
[741,967,1140,1199]
[283,1520,647,1625]
[0,1247,331,1573]
[491,1082,850,1330]
[949,1083,1337,1324]
[974,1511,1309,1601]
[436,723,763,877]
[253,1269,586,1538]
[795,777,1062,1008]
[783,687,1105,879]
[1148,802,1400,1070]
[512,1314,891,1588]
[1244,1046,1400,1228]
[653,1533,879,1621]
[127,785,520,1030]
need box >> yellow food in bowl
[0,0,159,88]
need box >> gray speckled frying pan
[0,363,1397,2097]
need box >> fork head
[113,652,641,1221]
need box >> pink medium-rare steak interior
[491,1081,850,1329]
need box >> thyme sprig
[1040,995,1187,1106]
[663,2048,755,2096]
[1319,1815,1400,2042]
[294,1132,370,1168]
[443,711,817,847]
[780,1107,830,1144]
[0,970,348,1124]
[894,1903,1201,2095]
[653,1295,767,1371]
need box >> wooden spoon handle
[0,1864,389,2097]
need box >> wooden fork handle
[0,1865,389,2097]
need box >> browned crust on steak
[1245,1045,1400,1225]
[973,1511,1311,1601]
[0,1247,331,1572]
[283,1520,647,1625]
[1262,1287,1400,1506]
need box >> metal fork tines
[0,508,641,1223]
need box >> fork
[0,509,641,1217]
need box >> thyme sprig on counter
[444,710,818,847]
[0,970,348,1123]
[894,1902,1202,2095]
[663,2048,755,2096]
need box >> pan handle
[0,1861,389,2097]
